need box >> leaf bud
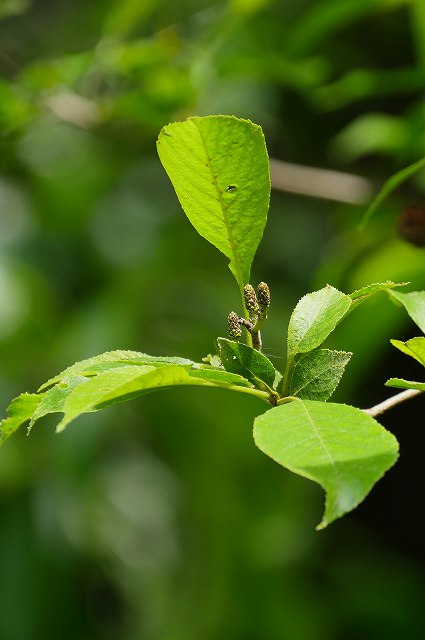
[257,282,270,310]
[227,311,242,339]
[243,284,259,316]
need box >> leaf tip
[55,419,68,434]
[315,519,329,532]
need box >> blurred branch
[42,95,376,207]
[44,90,101,129]
[270,158,374,204]
[363,388,423,418]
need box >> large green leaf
[217,337,278,392]
[39,350,195,391]
[285,349,352,401]
[2,362,265,442]
[48,363,269,433]
[157,116,270,289]
[254,399,398,529]
[388,289,425,334]
[287,285,352,358]
[390,337,425,366]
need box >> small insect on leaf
[226,185,237,192]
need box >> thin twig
[363,388,423,417]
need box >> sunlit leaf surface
[157,116,270,289]
[285,349,352,401]
[254,399,399,529]
[287,285,351,358]
[218,337,278,391]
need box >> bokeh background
[1,1,425,638]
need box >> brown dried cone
[227,311,242,339]
[257,281,270,311]
[243,284,259,320]
[398,203,425,247]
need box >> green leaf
[390,337,425,366]
[39,350,195,390]
[29,375,92,431]
[187,368,252,387]
[2,360,264,441]
[386,378,425,391]
[0,393,43,444]
[51,363,268,433]
[287,285,351,358]
[349,281,407,308]
[285,349,352,401]
[217,337,277,392]
[254,399,399,530]
[157,116,270,289]
[360,155,425,229]
[388,289,425,334]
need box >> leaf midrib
[298,400,339,480]
[194,120,244,289]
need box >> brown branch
[363,388,423,418]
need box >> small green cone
[257,282,270,311]
[227,311,242,339]
[243,284,259,319]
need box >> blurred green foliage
[1,0,425,638]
